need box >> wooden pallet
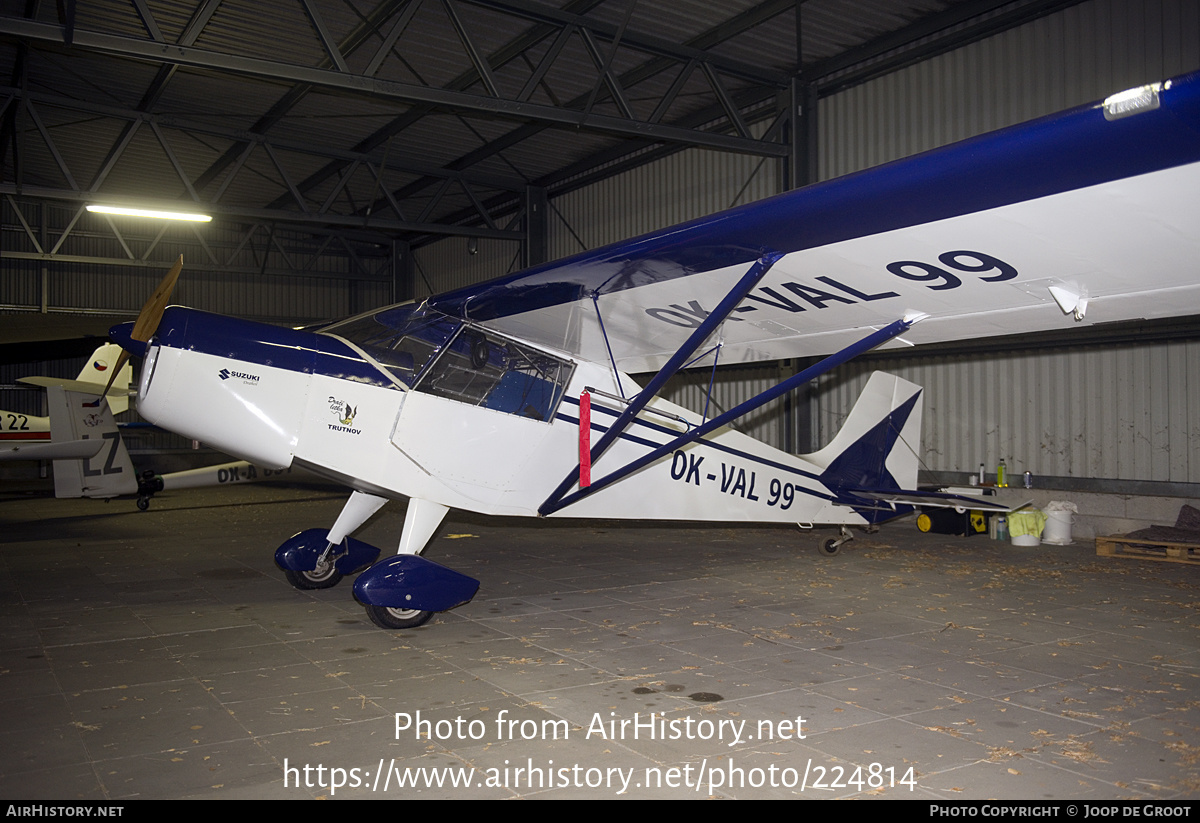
[1095,534,1200,565]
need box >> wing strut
[541,251,782,512]
[539,307,925,514]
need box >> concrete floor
[1,482,1198,800]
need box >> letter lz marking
[82,431,123,477]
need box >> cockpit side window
[416,328,574,423]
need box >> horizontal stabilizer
[19,376,132,396]
[849,488,1030,513]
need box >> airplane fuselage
[0,409,50,445]
[134,306,917,527]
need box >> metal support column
[392,239,413,303]
[789,76,819,190]
[524,185,548,268]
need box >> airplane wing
[426,75,1200,373]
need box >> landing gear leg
[356,498,449,629]
[396,498,449,556]
[281,491,388,591]
[136,470,163,511]
[820,526,854,556]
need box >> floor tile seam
[38,622,273,652]
[973,641,1185,672]
[1016,744,1171,796]
[946,691,1134,735]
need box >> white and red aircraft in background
[0,344,137,499]
[1,342,297,505]
[107,76,1200,630]
[0,343,131,455]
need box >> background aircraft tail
[47,385,137,498]
[74,343,132,415]
[802,372,924,522]
[19,343,134,415]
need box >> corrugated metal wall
[814,338,1200,485]
[411,236,524,301]
[820,0,1200,179]
[546,138,782,261]
[809,0,1200,488]
[1,200,391,323]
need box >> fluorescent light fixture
[86,204,212,222]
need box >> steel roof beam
[465,0,787,86]
[0,183,523,239]
[188,0,419,195]
[414,88,781,237]
[0,17,786,156]
[268,0,609,212]
[1,87,524,193]
[367,0,793,216]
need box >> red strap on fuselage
[578,391,591,488]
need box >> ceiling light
[86,204,212,222]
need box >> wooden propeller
[103,255,183,398]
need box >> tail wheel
[819,539,841,557]
[365,605,433,630]
[284,562,343,590]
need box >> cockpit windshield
[320,303,460,385]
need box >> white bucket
[1011,534,1040,546]
[1042,510,1074,545]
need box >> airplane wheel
[365,605,433,630]
[819,539,841,557]
[137,497,150,511]
[284,565,343,590]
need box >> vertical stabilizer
[75,343,133,415]
[803,372,924,518]
[47,386,137,498]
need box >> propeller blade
[132,254,183,343]
[101,349,131,398]
[102,255,183,398]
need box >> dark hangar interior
[0,0,1198,801]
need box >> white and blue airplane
[108,76,1200,630]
